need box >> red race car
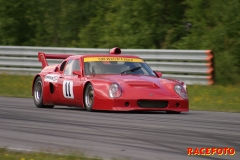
[32,47,189,113]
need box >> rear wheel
[84,83,94,112]
[33,77,54,108]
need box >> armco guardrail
[0,46,214,85]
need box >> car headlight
[174,84,188,99]
[109,83,122,98]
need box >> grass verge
[0,74,239,112]
[0,74,34,98]
[0,148,102,160]
[188,85,240,112]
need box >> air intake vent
[137,100,168,108]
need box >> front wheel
[84,83,94,112]
[33,77,54,108]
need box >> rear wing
[38,52,73,69]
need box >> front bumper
[93,98,189,112]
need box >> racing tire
[84,83,94,112]
[33,77,54,108]
[166,111,181,114]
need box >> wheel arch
[82,79,114,110]
[32,74,41,96]
[82,81,92,108]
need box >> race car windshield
[120,66,142,74]
[84,59,156,76]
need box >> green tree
[0,0,97,47]
[175,0,240,84]
[78,0,186,49]
[0,0,36,45]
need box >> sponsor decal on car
[187,147,236,156]
[84,57,144,62]
[44,74,60,82]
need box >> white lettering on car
[44,74,60,82]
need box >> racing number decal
[63,81,74,99]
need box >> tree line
[0,0,239,84]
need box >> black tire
[166,111,181,114]
[84,83,94,112]
[33,77,54,108]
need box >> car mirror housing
[73,70,82,77]
[54,66,59,72]
[153,71,162,78]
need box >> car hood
[101,75,160,86]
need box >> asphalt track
[0,96,239,160]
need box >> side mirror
[153,71,162,78]
[54,66,59,72]
[73,70,82,77]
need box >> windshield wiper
[121,66,142,74]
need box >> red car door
[57,59,84,107]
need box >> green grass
[0,74,239,112]
[188,84,240,112]
[0,148,102,160]
[0,74,34,98]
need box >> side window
[60,61,67,71]
[72,60,80,71]
[64,59,80,76]
[64,59,73,75]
